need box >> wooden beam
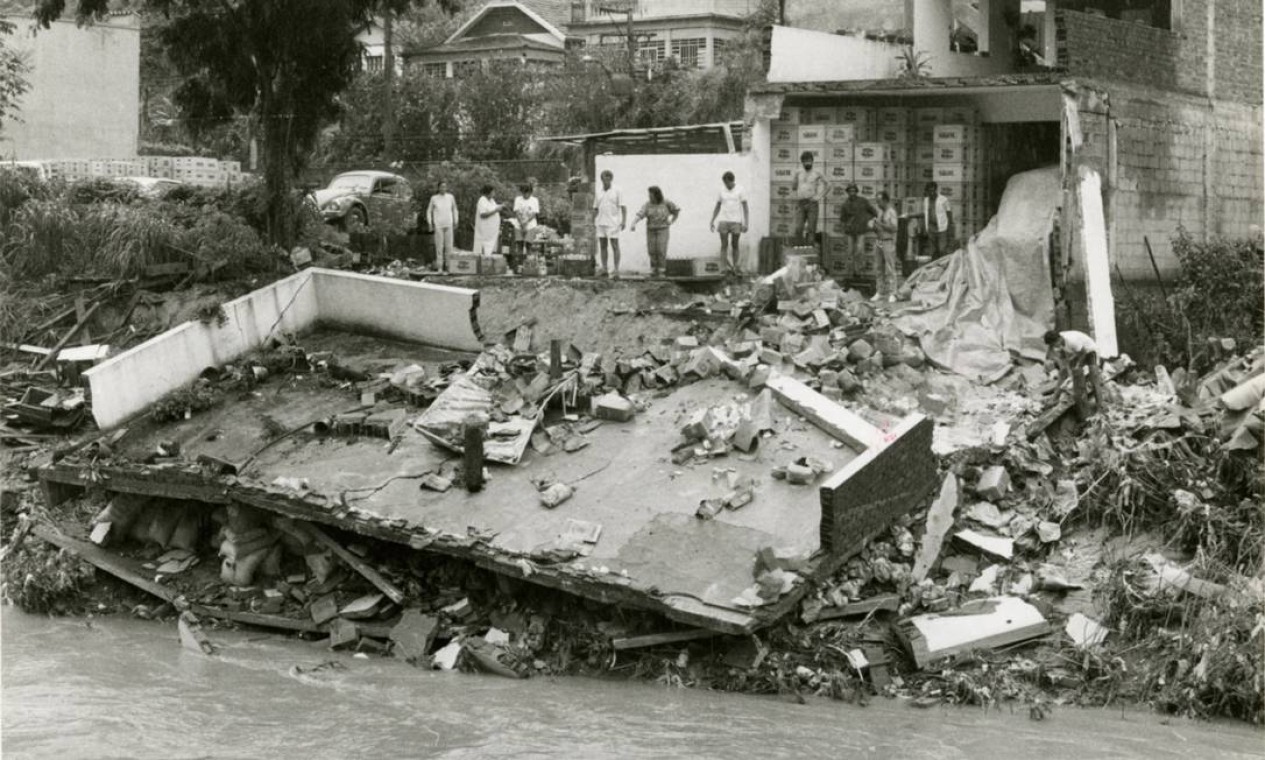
[764,372,882,451]
[31,522,175,601]
[296,522,406,605]
[612,628,718,651]
[34,300,103,371]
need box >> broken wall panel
[311,270,483,353]
[818,414,937,556]
[85,271,320,429]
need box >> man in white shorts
[592,170,626,278]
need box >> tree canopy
[0,19,31,126]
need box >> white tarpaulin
[892,166,1062,384]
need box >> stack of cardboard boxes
[22,156,246,188]
[768,103,992,279]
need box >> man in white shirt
[511,183,540,273]
[922,182,953,259]
[709,171,749,275]
[425,180,458,271]
[473,184,503,256]
[870,191,900,303]
[1044,329,1104,412]
[592,170,626,277]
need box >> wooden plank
[612,628,718,651]
[297,522,406,605]
[188,604,323,634]
[816,594,901,622]
[34,300,103,371]
[764,372,882,452]
[31,522,175,601]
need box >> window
[365,55,384,73]
[421,62,448,78]
[453,60,480,78]
[670,37,707,69]
[637,39,665,65]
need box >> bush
[2,540,96,615]
[1117,229,1263,371]
[68,177,141,205]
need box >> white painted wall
[595,153,759,272]
[1,17,139,160]
[767,26,901,82]
[312,270,483,352]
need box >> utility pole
[382,10,397,162]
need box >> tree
[35,0,457,246]
[0,18,31,127]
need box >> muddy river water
[3,608,1260,759]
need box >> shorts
[717,221,743,235]
[596,224,620,239]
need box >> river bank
[5,607,1262,760]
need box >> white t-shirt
[593,186,624,228]
[716,184,747,224]
[923,194,951,232]
[473,195,501,253]
[1060,330,1097,357]
[513,195,540,230]
[427,192,457,228]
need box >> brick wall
[1056,5,1262,106]
[818,415,937,556]
[1215,0,1264,105]
[1075,83,1264,280]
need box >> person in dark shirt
[839,184,877,274]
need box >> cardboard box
[770,123,797,143]
[853,163,887,182]
[852,143,889,162]
[770,218,797,237]
[825,163,854,182]
[826,182,853,200]
[931,163,982,183]
[913,126,936,144]
[936,183,968,203]
[932,144,976,164]
[856,182,879,199]
[807,106,837,124]
[824,124,856,143]
[914,107,945,126]
[800,147,824,164]
[932,124,979,145]
[481,254,508,275]
[778,106,802,124]
[771,199,798,219]
[876,108,910,127]
[825,144,853,164]
[771,182,795,200]
[692,256,726,277]
[913,144,937,164]
[910,164,936,183]
[796,125,827,145]
[875,125,910,144]
[771,144,799,163]
[826,217,846,236]
[771,163,799,183]
[836,106,873,125]
[943,106,980,125]
[449,253,480,274]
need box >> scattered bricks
[785,463,815,485]
[760,326,786,346]
[724,486,754,510]
[847,339,873,362]
[340,592,386,620]
[327,618,359,649]
[333,411,368,436]
[675,335,700,350]
[310,594,339,624]
[919,391,950,415]
[759,347,784,365]
[818,369,839,387]
[696,498,725,520]
[811,309,831,330]
[681,409,713,441]
[872,329,903,357]
[732,418,760,453]
[975,466,1011,500]
[780,333,806,355]
[364,408,408,439]
[654,365,678,386]
[255,588,285,615]
[729,341,758,358]
[420,473,453,492]
[902,345,926,368]
[857,354,883,375]
[390,609,439,662]
[792,343,830,369]
[836,369,862,393]
[592,392,635,422]
[538,482,574,509]
[442,598,473,621]
[748,365,772,389]
[679,348,720,379]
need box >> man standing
[511,183,540,272]
[870,191,900,302]
[922,182,952,259]
[425,180,458,271]
[839,184,876,275]
[791,150,826,248]
[709,171,748,275]
[592,170,626,278]
[473,184,503,256]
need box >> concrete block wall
[1080,84,1264,280]
[1056,10,1206,97]
[1214,0,1264,105]
[818,415,937,556]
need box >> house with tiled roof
[404,0,754,78]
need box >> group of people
[426,170,750,279]
[791,150,954,300]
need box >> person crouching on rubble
[1044,329,1105,411]
[630,185,680,278]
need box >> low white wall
[311,270,483,352]
[768,26,900,83]
[595,154,759,272]
[86,271,319,429]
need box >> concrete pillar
[910,0,952,62]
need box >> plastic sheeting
[892,166,1062,384]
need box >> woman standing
[630,185,680,278]
[473,184,504,256]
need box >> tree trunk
[260,85,295,249]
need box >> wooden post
[1071,365,1090,421]
[463,413,486,492]
[549,339,562,380]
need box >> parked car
[118,176,185,199]
[312,170,415,231]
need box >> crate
[691,256,726,277]
[664,258,694,278]
[825,163,854,182]
[914,107,945,126]
[942,106,980,125]
[875,125,910,144]
[481,254,508,275]
[931,163,982,183]
[806,106,837,124]
[771,199,798,219]
[770,218,797,237]
[772,144,800,163]
[771,163,798,183]
[836,106,873,126]
[826,182,853,200]
[913,144,937,164]
[932,144,977,164]
[770,182,795,200]
[796,125,827,145]
[876,107,910,127]
[559,255,595,277]
[853,163,888,182]
[770,123,797,143]
[825,144,853,164]
[824,124,856,143]
[777,106,801,124]
[449,253,480,274]
[932,124,980,145]
[852,143,889,163]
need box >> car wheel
[344,206,367,232]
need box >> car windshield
[328,174,374,193]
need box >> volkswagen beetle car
[312,170,415,231]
